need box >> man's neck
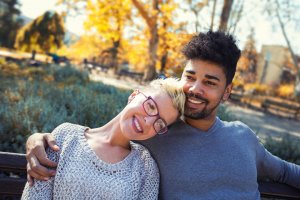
[184,115,217,132]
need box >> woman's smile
[132,115,143,133]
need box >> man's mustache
[186,92,208,103]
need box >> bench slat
[0,152,26,172]
[259,181,300,199]
[1,152,300,199]
[0,177,26,196]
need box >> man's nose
[188,81,204,95]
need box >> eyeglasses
[135,89,168,135]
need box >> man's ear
[128,89,139,103]
[222,83,233,102]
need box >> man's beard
[184,92,221,120]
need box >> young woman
[21,78,185,200]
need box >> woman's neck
[85,113,131,163]
[87,113,130,149]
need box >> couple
[24,31,300,200]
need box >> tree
[131,0,160,81]
[218,0,234,32]
[240,28,258,83]
[0,0,22,48]
[227,0,244,34]
[186,0,209,33]
[15,11,65,53]
[84,0,132,73]
[265,0,300,98]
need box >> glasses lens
[154,118,168,134]
[143,98,158,116]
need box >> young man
[25,31,300,199]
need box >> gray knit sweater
[140,117,300,200]
[22,123,159,200]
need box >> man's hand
[26,133,59,186]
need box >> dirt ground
[224,102,300,139]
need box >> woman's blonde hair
[145,77,186,116]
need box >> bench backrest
[0,151,300,199]
[0,152,27,198]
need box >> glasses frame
[135,89,168,135]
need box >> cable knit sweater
[22,123,159,200]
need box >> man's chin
[184,112,208,120]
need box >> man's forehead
[183,60,226,80]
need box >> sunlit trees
[85,0,132,73]
[0,0,22,48]
[15,11,65,53]
[265,0,300,98]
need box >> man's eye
[206,81,216,86]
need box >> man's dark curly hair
[182,31,241,85]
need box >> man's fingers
[28,156,55,178]
[27,173,34,186]
[44,134,59,151]
[36,150,57,168]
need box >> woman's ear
[128,89,139,103]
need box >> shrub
[53,65,89,85]
[0,61,129,152]
[243,83,271,95]
[0,73,130,153]
[263,135,300,165]
[276,84,294,99]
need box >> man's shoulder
[221,119,250,129]
[219,119,259,139]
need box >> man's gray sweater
[140,117,300,200]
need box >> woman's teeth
[134,117,142,132]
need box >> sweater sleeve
[138,156,160,200]
[256,139,300,189]
[21,123,70,200]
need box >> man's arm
[256,142,300,189]
[26,133,59,185]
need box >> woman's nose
[143,115,157,126]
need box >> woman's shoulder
[51,123,87,143]
[130,142,157,165]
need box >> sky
[19,0,300,54]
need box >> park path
[224,102,300,139]
[90,71,300,140]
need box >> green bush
[263,135,300,165]
[0,63,130,153]
[53,65,89,85]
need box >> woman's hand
[26,133,59,186]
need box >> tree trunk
[275,0,300,98]
[218,0,234,32]
[210,0,218,31]
[132,0,159,81]
[143,27,158,80]
[111,40,120,74]
[160,53,168,73]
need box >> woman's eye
[186,75,194,80]
[148,103,156,110]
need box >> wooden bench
[261,98,300,120]
[0,152,26,199]
[117,69,144,82]
[1,151,300,199]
